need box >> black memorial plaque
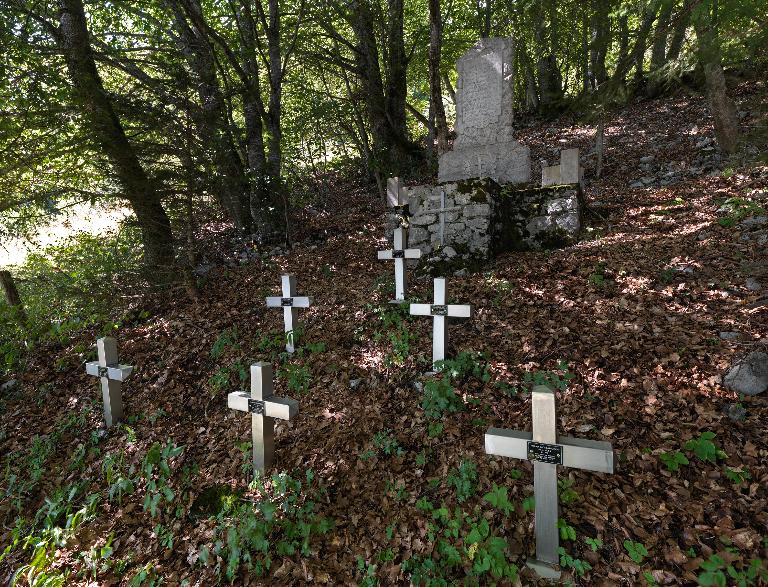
[248,399,265,414]
[98,366,109,377]
[527,441,563,465]
[392,250,405,259]
[430,305,448,316]
[281,298,294,307]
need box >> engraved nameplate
[527,441,563,465]
[281,298,294,307]
[98,366,109,377]
[392,250,405,259]
[431,305,448,316]
[248,399,265,414]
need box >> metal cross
[85,337,134,428]
[265,274,312,353]
[377,227,421,303]
[227,362,298,474]
[485,386,614,579]
[409,277,472,365]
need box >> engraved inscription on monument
[460,55,502,131]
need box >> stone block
[411,214,437,226]
[560,148,581,184]
[464,203,491,218]
[439,141,531,184]
[541,165,561,187]
[546,195,578,215]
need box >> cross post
[409,277,472,365]
[85,337,134,427]
[377,227,421,302]
[265,274,312,353]
[227,362,298,474]
[485,386,614,579]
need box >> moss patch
[190,484,243,519]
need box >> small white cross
[227,362,298,474]
[485,386,614,579]
[377,227,421,302]
[431,190,463,246]
[85,337,134,428]
[409,277,472,365]
[265,274,312,353]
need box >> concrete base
[526,559,561,580]
[438,141,531,185]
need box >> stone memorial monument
[390,38,584,262]
[485,387,614,579]
[410,277,472,365]
[378,226,421,303]
[541,148,583,187]
[437,37,530,184]
[85,337,134,428]
[265,274,312,353]
[228,362,298,474]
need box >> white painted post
[409,277,472,365]
[265,275,312,353]
[84,337,134,427]
[227,362,298,473]
[485,386,614,579]
[377,227,422,302]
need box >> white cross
[85,337,133,428]
[227,362,298,474]
[432,190,463,246]
[265,274,312,353]
[485,386,614,579]
[377,227,421,302]
[409,277,472,365]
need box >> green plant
[644,570,661,586]
[434,351,490,384]
[483,484,514,516]
[129,563,163,587]
[200,471,332,582]
[385,323,413,367]
[557,519,577,541]
[141,440,184,518]
[523,360,574,392]
[422,378,463,419]
[211,328,239,359]
[660,450,690,472]
[427,422,444,438]
[446,460,478,503]
[356,556,380,587]
[685,431,726,463]
[585,537,603,551]
[154,524,175,549]
[558,478,580,504]
[559,547,592,577]
[717,197,765,228]
[372,430,405,457]
[280,363,312,395]
[697,554,768,586]
[494,381,518,396]
[80,533,115,580]
[624,540,649,564]
[724,466,751,485]
[103,450,136,505]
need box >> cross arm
[447,305,472,318]
[378,249,421,260]
[228,392,299,421]
[266,296,313,308]
[85,361,133,381]
[485,428,614,473]
[409,303,432,316]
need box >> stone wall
[390,179,582,260]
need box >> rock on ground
[724,351,768,396]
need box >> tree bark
[58,0,175,274]
[693,3,739,153]
[534,0,563,111]
[647,0,674,96]
[428,0,449,154]
[0,270,27,326]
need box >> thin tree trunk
[58,0,175,275]
[647,0,673,96]
[693,5,739,153]
[667,2,693,63]
[0,270,27,326]
[429,0,449,154]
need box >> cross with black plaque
[227,362,298,474]
[265,274,312,353]
[84,337,134,428]
[485,386,614,579]
[409,277,472,365]
[377,227,421,303]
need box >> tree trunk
[0,270,27,326]
[647,0,674,97]
[428,0,449,154]
[58,0,175,275]
[693,4,739,154]
[534,0,563,111]
[589,0,610,88]
[667,2,693,63]
[166,0,252,234]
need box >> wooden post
[0,270,27,325]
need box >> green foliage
[446,460,478,503]
[588,262,608,288]
[201,471,332,582]
[557,478,580,504]
[697,554,768,587]
[559,547,593,577]
[422,378,463,420]
[434,351,490,384]
[624,540,649,564]
[356,556,380,587]
[482,484,514,517]
[129,563,164,587]
[724,466,751,485]
[557,519,577,541]
[717,197,765,227]
[523,360,574,392]
[211,328,240,359]
[103,450,136,505]
[584,537,603,551]
[371,430,405,457]
[685,431,726,464]
[280,363,312,395]
[644,571,661,586]
[660,450,690,472]
[141,440,184,518]
[0,485,99,586]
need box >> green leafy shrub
[624,539,649,564]
[141,440,184,518]
[434,351,490,383]
[422,378,463,420]
[446,460,478,503]
[660,450,689,472]
[685,431,726,464]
